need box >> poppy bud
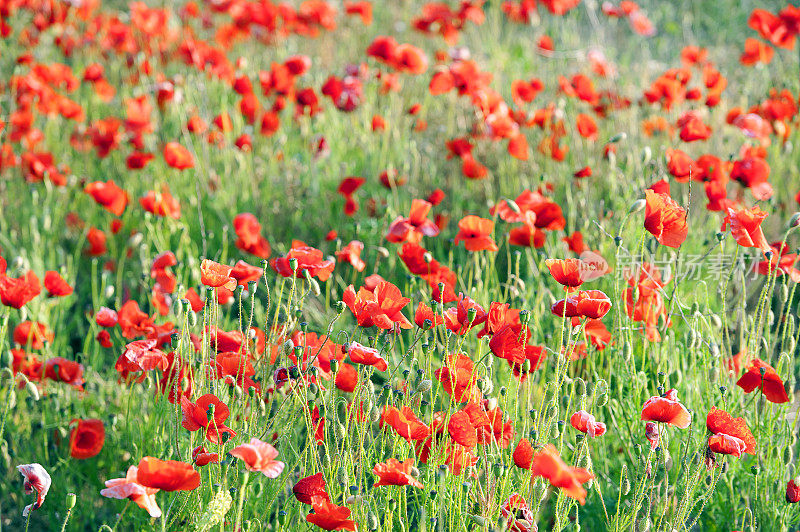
[25,380,40,401]
[369,406,381,423]
[790,213,800,229]
[608,132,627,143]
[367,512,379,530]
[377,247,390,259]
[628,199,646,214]
[0,350,12,368]
[309,279,321,296]
[417,380,432,394]
[1,368,13,381]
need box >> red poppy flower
[136,457,200,492]
[13,321,53,350]
[706,407,756,453]
[512,438,534,470]
[163,141,194,170]
[0,270,41,308]
[644,190,688,248]
[640,389,691,428]
[531,444,594,504]
[570,410,607,437]
[181,393,237,444]
[293,472,330,504]
[140,186,181,219]
[230,438,285,478]
[342,281,411,330]
[489,323,546,381]
[346,341,389,372]
[43,271,72,296]
[43,357,85,390]
[478,408,516,448]
[192,446,219,466]
[788,479,800,503]
[198,259,234,289]
[448,410,478,448]
[233,213,271,258]
[84,180,129,216]
[372,458,423,488]
[434,352,479,402]
[736,357,789,403]
[551,290,612,319]
[385,199,440,244]
[382,406,431,442]
[454,215,498,252]
[336,241,366,272]
[271,245,335,281]
[116,339,169,378]
[100,465,161,517]
[306,496,357,531]
[69,418,105,459]
[722,206,771,252]
[545,258,583,288]
[499,493,535,532]
[708,433,746,458]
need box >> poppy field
[2,0,800,530]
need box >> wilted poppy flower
[163,141,194,170]
[722,206,771,252]
[641,389,691,428]
[531,444,594,504]
[454,215,498,252]
[736,357,789,403]
[372,458,423,488]
[644,190,688,248]
[271,245,335,281]
[69,418,105,459]
[306,496,357,531]
[43,271,72,296]
[293,472,330,504]
[181,393,237,444]
[230,438,285,478]
[135,457,200,492]
[17,463,51,517]
[570,410,607,437]
[101,465,161,517]
[499,493,536,532]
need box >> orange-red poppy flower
[722,206,771,252]
[0,270,41,308]
[381,406,431,442]
[43,271,72,297]
[13,321,53,350]
[136,457,200,492]
[346,341,389,372]
[454,215,498,252]
[640,389,691,428]
[736,357,789,403]
[551,290,612,319]
[192,446,219,466]
[271,245,335,281]
[293,472,329,504]
[306,496,357,531]
[84,180,129,216]
[545,258,584,288]
[43,357,85,390]
[181,393,237,444]
[499,493,535,532]
[343,281,411,330]
[163,141,194,170]
[706,407,756,454]
[230,438,285,478]
[644,190,688,248]
[531,444,594,504]
[372,458,423,488]
[512,438,534,469]
[69,418,105,459]
[434,352,479,403]
[200,259,236,290]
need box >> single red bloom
[84,180,129,216]
[570,410,607,437]
[69,418,105,459]
[736,357,789,403]
[44,271,72,297]
[336,241,366,272]
[454,215,498,252]
[551,290,612,319]
[641,389,692,428]
[372,458,423,488]
[13,321,53,350]
[191,446,219,466]
[644,190,688,248]
[181,393,237,444]
[545,258,583,288]
[512,438,534,470]
[706,406,756,454]
[43,357,84,390]
[531,444,594,505]
[0,270,41,308]
[293,472,330,504]
[434,352,479,403]
[448,410,478,449]
[707,433,746,458]
[271,245,335,281]
[342,281,411,330]
[200,259,236,289]
[163,141,194,170]
[722,206,771,253]
[136,457,200,492]
[306,496,357,531]
[381,406,431,443]
[346,341,389,372]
